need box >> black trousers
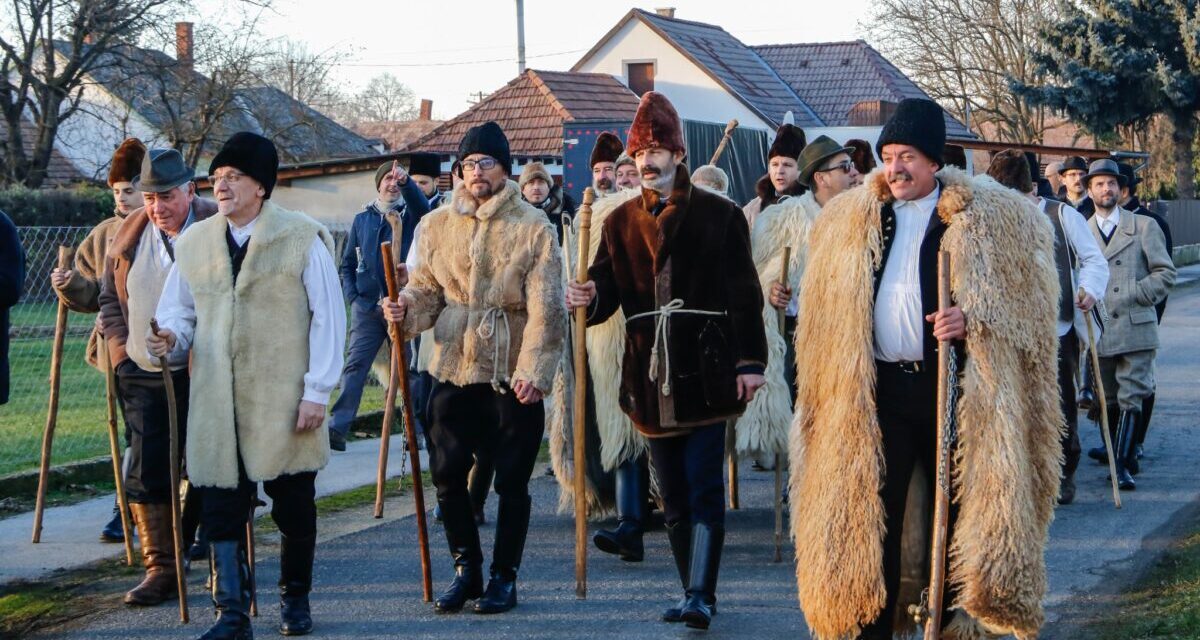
[1058,331,1081,478]
[860,361,958,639]
[198,455,317,542]
[428,382,544,572]
[647,422,726,527]
[116,360,189,504]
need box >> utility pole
[515,0,526,74]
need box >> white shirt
[155,215,347,405]
[873,185,940,362]
[1094,206,1120,238]
[1039,199,1109,336]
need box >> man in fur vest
[1083,159,1175,491]
[550,131,654,562]
[50,137,145,542]
[789,98,1063,640]
[149,132,346,639]
[98,148,218,607]
[985,149,1108,505]
[742,114,806,229]
[743,136,860,466]
[567,91,767,630]
[380,121,566,615]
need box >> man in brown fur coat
[789,98,1062,640]
[382,121,566,616]
[568,92,767,631]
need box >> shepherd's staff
[32,245,74,543]
[378,241,434,602]
[709,119,739,166]
[726,422,739,510]
[773,246,791,563]
[573,188,596,599]
[1081,287,1121,509]
[97,337,135,565]
[149,318,189,622]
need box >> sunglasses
[816,160,854,175]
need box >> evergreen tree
[1013,0,1200,196]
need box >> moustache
[641,169,661,177]
[596,178,613,189]
[888,172,913,184]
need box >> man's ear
[673,150,686,165]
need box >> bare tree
[0,0,176,187]
[344,72,417,125]
[258,40,348,115]
[864,0,1062,143]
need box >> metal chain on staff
[937,346,960,493]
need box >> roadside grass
[0,557,139,639]
[0,479,116,521]
[1084,527,1200,639]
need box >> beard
[1095,192,1118,209]
[468,179,496,199]
[594,177,614,193]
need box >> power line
[330,48,585,68]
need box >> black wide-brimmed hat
[1084,158,1127,187]
[875,98,946,167]
[137,148,194,193]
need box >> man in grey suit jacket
[1085,159,1176,491]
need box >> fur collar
[110,198,218,260]
[452,179,523,220]
[755,174,806,208]
[866,165,974,227]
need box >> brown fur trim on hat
[846,139,876,174]
[986,149,1033,194]
[590,132,625,168]
[625,91,685,157]
[768,123,805,161]
[108,138,146,186]
[519,161,552,189]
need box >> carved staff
[149,318,188,623]
[573,187,596,599]
[1081,287,1121,509]
[922,252,956,639]
[378,241,434,602]
[709,119,739,166]
[32,246,74,543]
[773,246,791,563]
[98,337,135,565]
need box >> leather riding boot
[124,503,178,605]
[468,454,495,525]
[1114,409,1138,490]
[661,520,693,623]
[198,540,253,640]
[1077,357,1096,411]
[1135,394,1155,460]
[433,498,484,613]
[1088,404,1121,463]
[474,494,530,614]
[680,522,724,630]
[278,534,316,635]
[593,458,646,562]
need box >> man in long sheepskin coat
[789,98,1062,640]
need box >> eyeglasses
[816,160,854,175]
[461,157,498,172]
[212,170,248,185]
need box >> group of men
[39,83,1178,640]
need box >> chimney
[175,22,194,71]
[655,7,676,18]
[419,99,433,121]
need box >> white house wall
[575,19,773,131]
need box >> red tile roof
[409,69,640,158]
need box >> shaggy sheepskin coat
[789,167,1063,639]
[400,179,566,395]
[176,202,335,489]
[548,188,645,515]
[736,192,819,459]
[588,167,767,436]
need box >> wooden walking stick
[573,188,596,599]
[32,246,74,543]
[709,119,739,166]
[149,319,189,622]
[247,496,260,616]
[1081,287,1121,509]
[379,241,434,602]
[726,421,739,510]
[773,247,791,563]
[98,337,135,565]
[922,252,956,639]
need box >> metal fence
[1,222,373,478]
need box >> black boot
[661,521,693,623]
[433,498,484,613]
[1077,357,1096,411]
[1058,474,1076,505]
[468,455,495,526]
[198,541,253,640]
[680,522,724,630]
[1114,409,1138,491]
[278,534,315,636]
[1088,405,1121,463]
[593,459,646,562]
[474,494,529,614]
[1136,394,1155,460]
[100,497,127,543]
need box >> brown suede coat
[98,198,218,367]
[587,165,767,437]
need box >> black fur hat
[458,121,511,174]
[875,98,946,167]
[768,123,806,161]
[209,132,279,198]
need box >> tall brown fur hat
[768,123,806,161]
[986,148,1033,194]
[108,137,146,186]
[845,139,876,174]
[590,132,624,168]
[625,91,685,157]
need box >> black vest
[225,226,250,282]
[1043,200,1075,324]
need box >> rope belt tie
[477,306,512,394]
[625,299,726,397]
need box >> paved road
[28,273,1200,639]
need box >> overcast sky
[189,0,875,120]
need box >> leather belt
[876,359,926,374]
